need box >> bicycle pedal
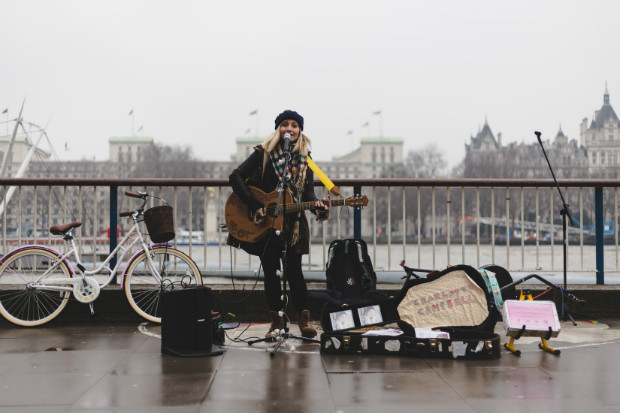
[89,303,95,316]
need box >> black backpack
[325,239,377,299]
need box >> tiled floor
[0,319,617,412]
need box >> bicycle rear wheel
[124,246,202,323]
[0,247,72,326]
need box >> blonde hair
[261,127,311,155]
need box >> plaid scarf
[269,141,308,245]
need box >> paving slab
[0,318,617,413]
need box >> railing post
[595,186,604,284]
[110,186,118,284]
[354,185,362,239]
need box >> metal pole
[354,185,362,238]
[110,186,118,284]
[595,187,604,284]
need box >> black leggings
[260,241,309,312]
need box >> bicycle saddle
[50,222,82,235]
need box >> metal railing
[1,178,618,284]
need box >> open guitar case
[320,264,506,360]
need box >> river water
[180,242,620,285]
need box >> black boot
[265,311,284,339]
[297,309,317,338]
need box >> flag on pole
[372,110,381,115]
[362,122,369,127]
[347,130,353,135]
[138,126,143,132]
[1,108,7,114]
[245,128,251,134]
[249,110,258,115]
[129,109,134,116]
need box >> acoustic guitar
[225,186,368,243]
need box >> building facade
[580,85,620,176]
[465,87,616,179]
[0,135,51,178]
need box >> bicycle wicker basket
[144,205,175,243]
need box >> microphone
[534,131,542,143]
[283,133,291,151]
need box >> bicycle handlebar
[125,191,146,199]
[122,191,148,218]
[123,190,169,209]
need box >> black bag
[325,239,377,299]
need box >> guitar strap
[307,158,340,197]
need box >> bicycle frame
[25,210,162,294]
[0,191,194,325]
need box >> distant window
[592,152,597,164]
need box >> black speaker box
[161,285,224,357]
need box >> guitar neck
[284,198,350,214]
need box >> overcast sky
[1,0,619,171]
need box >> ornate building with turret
[465,86,615,179]
[581,84,620,177]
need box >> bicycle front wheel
[124,246,202,323]
[0,247,72,327]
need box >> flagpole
[129,109,135,136]
[362,121,370,138]
[373,110,383,137]
[250,110,259,137]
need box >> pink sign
[503,300,561,338]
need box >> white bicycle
[0,191,202,326]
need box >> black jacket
[227,145,318,255]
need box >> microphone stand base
[248,330,320,356]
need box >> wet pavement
[0,318,618,413]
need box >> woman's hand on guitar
[314,200,329,221]
[253,207,266,224]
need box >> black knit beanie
[274,110,304,131]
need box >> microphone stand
[535,131,577,325]
[248,143,320,355]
